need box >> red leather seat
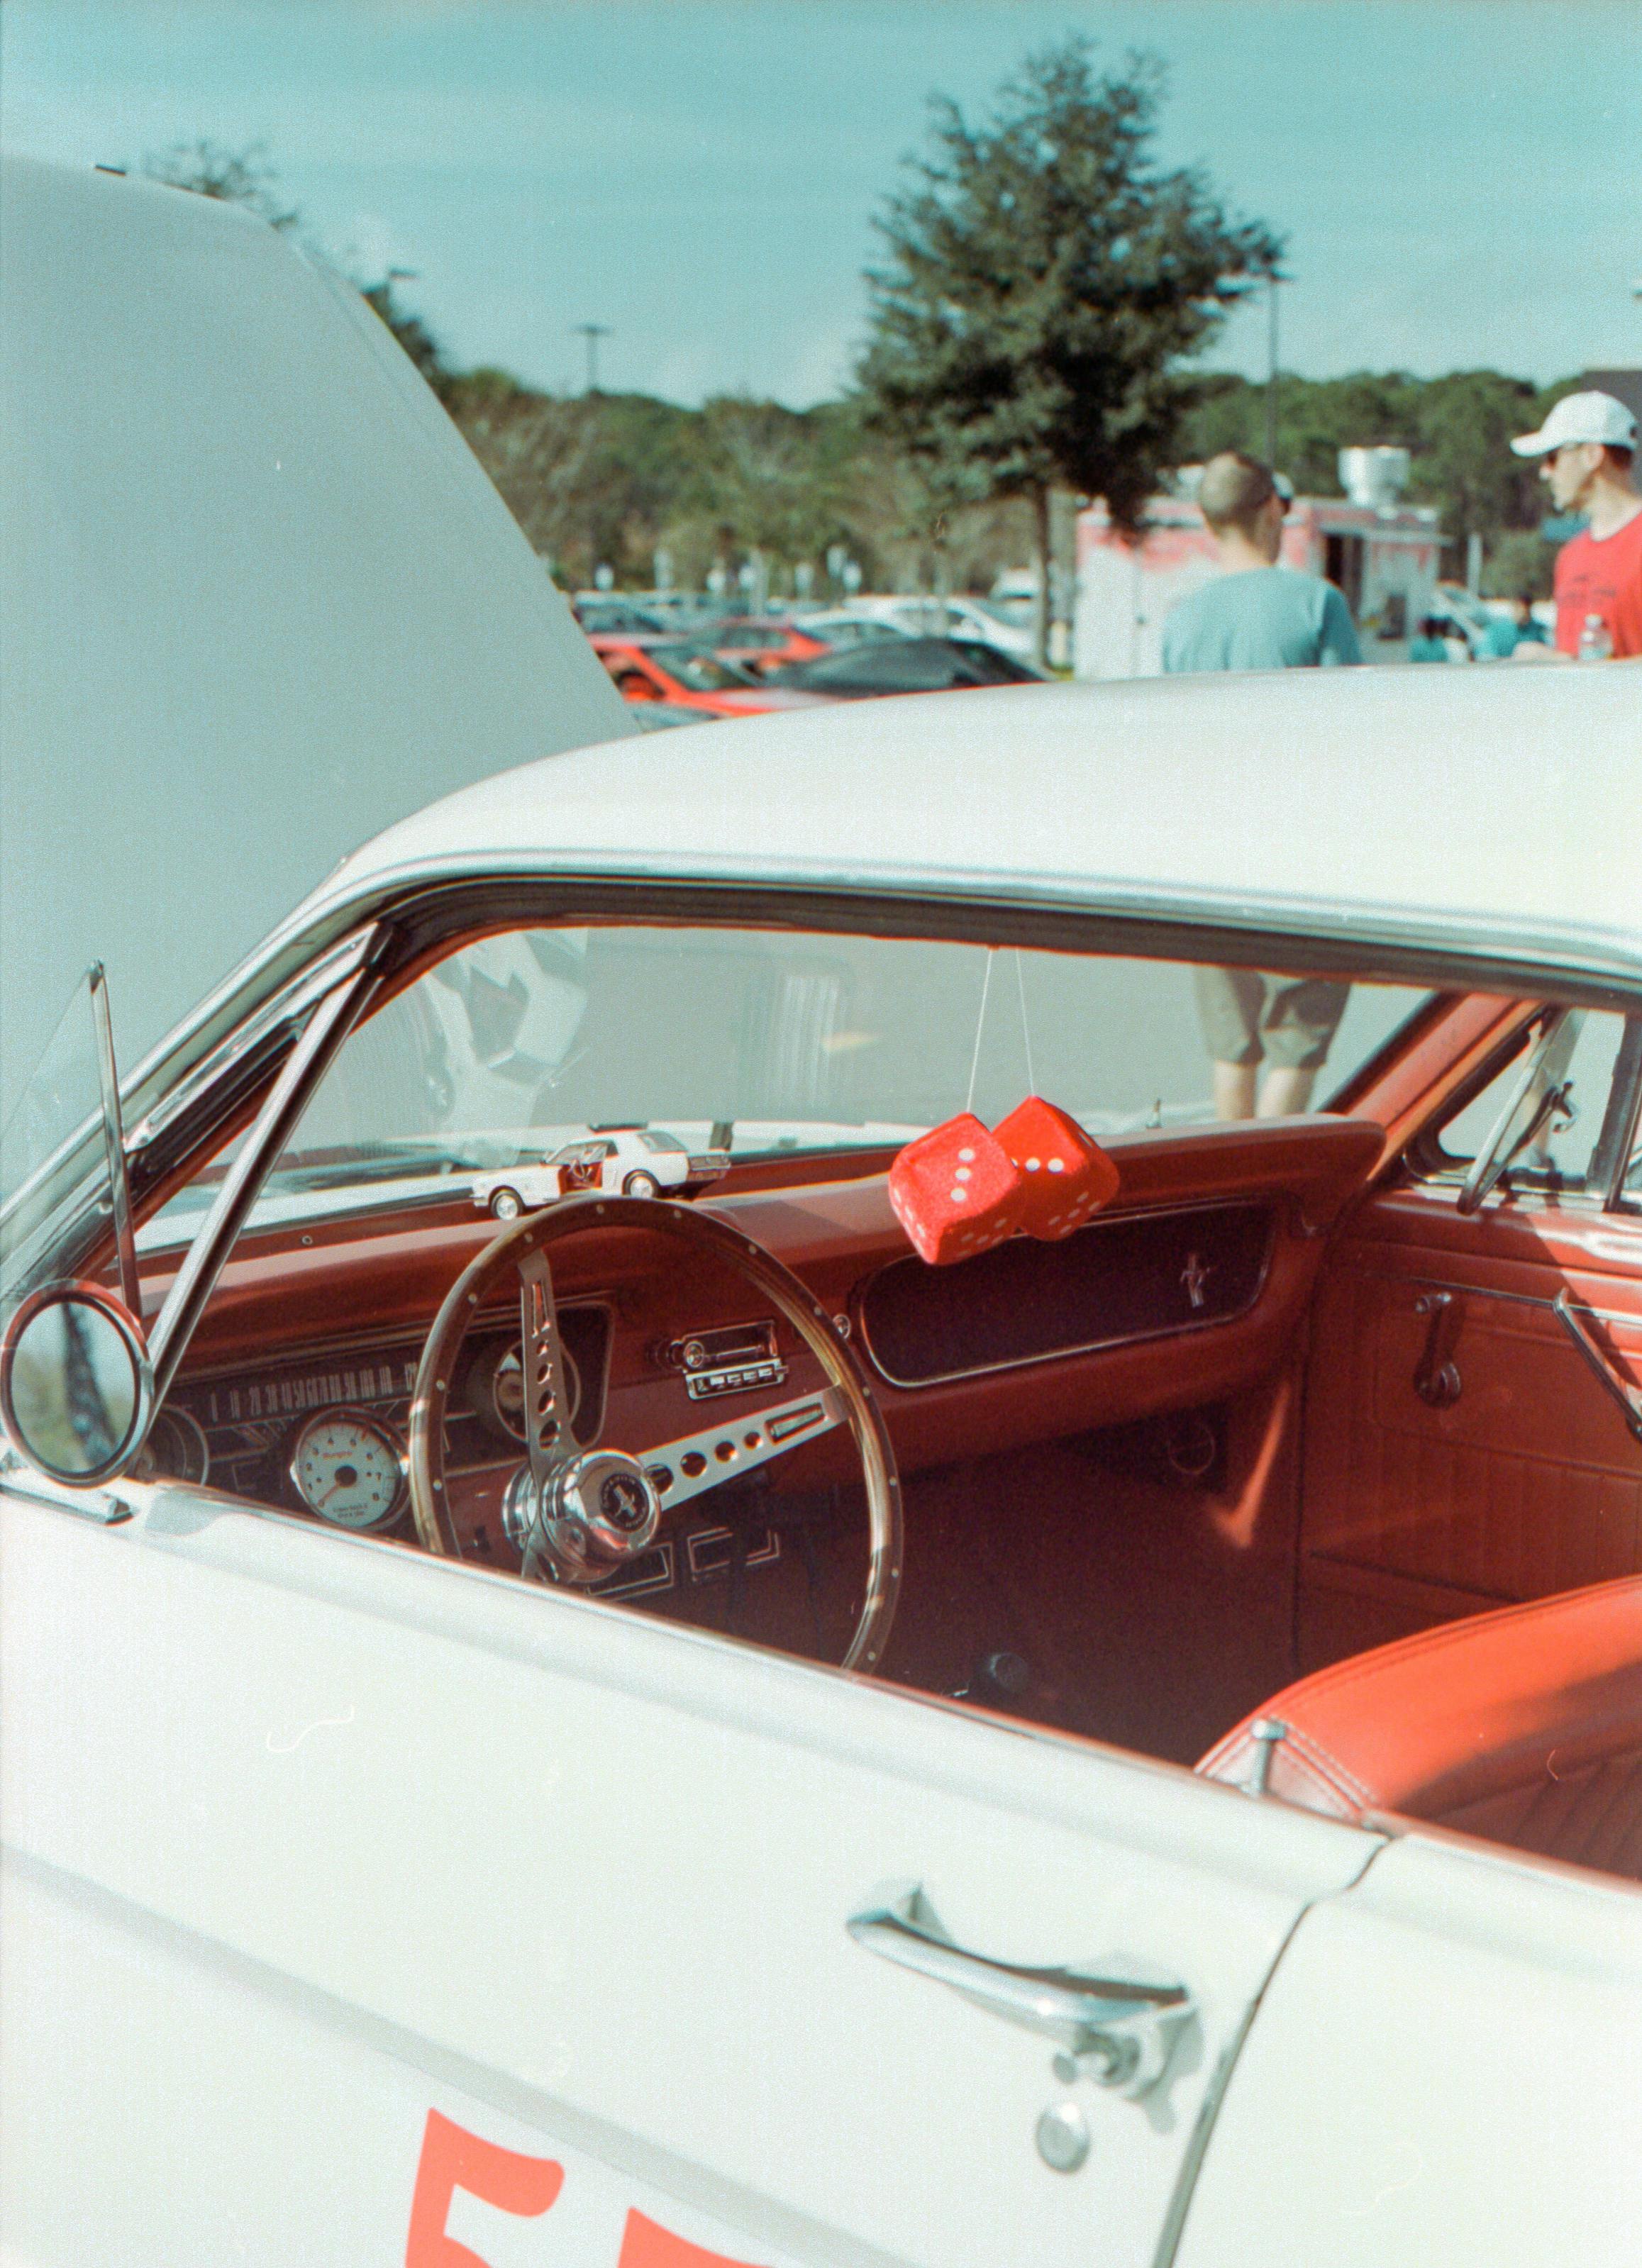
[1197,1574,1642,1881]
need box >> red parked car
[590,635,829,717]
[709,617,833,676]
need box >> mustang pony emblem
[599,1469,653,1531]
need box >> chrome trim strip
[856,1199,1277,1391]
[1385,1272,1642,1334]
[89,962,140,1315]
[589,1539,676,1600]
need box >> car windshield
[152,924,1429,1237]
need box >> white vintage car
[475,1129,731,1220]
[5,160,1642,2268]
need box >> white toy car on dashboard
[475,1128,730,1218]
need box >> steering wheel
[408,1194,903,1672]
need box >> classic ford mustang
[4,160,1641,2268]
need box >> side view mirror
[0,1282,152,1486]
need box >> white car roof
[311,665,1642,990]
[0,156,629,1114]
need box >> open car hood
[0,155,631,1119]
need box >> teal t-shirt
[1481,617,1519,658]
[1162,567,1363,672]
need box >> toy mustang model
[4,158,1642,2268]
[475,1128,731,1219]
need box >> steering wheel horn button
[503,1450,662,1584]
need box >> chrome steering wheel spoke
[641,1386,845,1513]
[516,1245,577,1491]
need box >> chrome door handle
[848,1881,1193,2096]
[1554,1292,1642,1445]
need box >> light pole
[1264,267,1285,469]
[574,322,611,394]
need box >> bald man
[1164,451,1361,1117]
[1163,450,1362,672]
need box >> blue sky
[5,1,1639,404]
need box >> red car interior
[142,985,1642,1888]
[1199,1574,1642,1881]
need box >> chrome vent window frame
[1406,1006,1642,1216]
[0,922,379,1309]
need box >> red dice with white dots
[992,1096,1119,1240]
[887,1112,1026,1266]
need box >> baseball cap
[1510,390,1637,457]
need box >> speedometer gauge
[289,1409,406,1531]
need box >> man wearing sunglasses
[1511,391,1642,659]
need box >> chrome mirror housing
[0,1281,152,1487]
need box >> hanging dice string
[1014,946,1036,1099]
[965,945,996,1118]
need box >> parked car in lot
[847,591,1041,659]
[770,633,1048,696]
[792,606,919,649]
[570,596,669,637]
[475,1128,730,1218]
[8,155,1642,2268]
[707,615,833,674]
[627,697,709,730]
[591,632,831,716]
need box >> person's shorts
[1193,967,1351,1072]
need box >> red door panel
[1299,1188,1642,1672]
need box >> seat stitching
[1282,1582,1642,1708]
[1274,1722,1377,1813]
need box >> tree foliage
[1179,367,1573,581]
[141,138,301,231]
[136,133,1572,603]
[856,38,1282,573]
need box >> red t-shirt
[1553,507,1642,657]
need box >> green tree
[1179,368,1550,577]
[141,138,301,230]
[857,40,1280,658]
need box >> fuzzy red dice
[992,1096,1119,1240]
[888,1112,1025,1266]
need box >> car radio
[656,1319,787,1401]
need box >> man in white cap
[1510,390,1641,658]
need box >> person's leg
[1256,1064,1318,1116]
[1214,1060,1260,1119]
[1255,977,1352,1117]
[1194,967,1264,1121]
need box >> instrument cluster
[145,1306,612,1530]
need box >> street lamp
[1264,266,1287,468]
[574,323,611,394]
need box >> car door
[1173,1829,1642,2267]
[1298,1009,1642,1671]
[3,1469,1380,2268]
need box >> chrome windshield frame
[147,943,385,1403]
